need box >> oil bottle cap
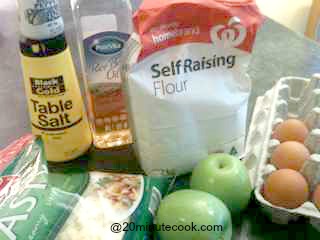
[18,0,64,40]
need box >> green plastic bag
[0,139,173,240]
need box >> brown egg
[273,119,309,143]
[263,169,309,209]
[313,185,320,209]
[271,141,310,171]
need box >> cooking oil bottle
[18,0,92,162]
[71,0,133,149]
[306,0,320,41]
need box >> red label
[0,175,19,205]
[133,0,264,60]
[0,134,33,172]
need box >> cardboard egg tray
[244,75,320,230]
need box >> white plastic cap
[18,0,64,40]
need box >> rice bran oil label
[83,31,132,148]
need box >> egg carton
[244,74,320,230]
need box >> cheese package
[0,139,173,240]
[123,0,264,175]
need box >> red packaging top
[133,0,264,60]
[0,134,33,172]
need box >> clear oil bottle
[72,0,133,149]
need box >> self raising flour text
[151,55,236,96]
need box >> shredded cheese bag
[0,139,172,240]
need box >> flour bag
[123,0,264,175]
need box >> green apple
[190,153,252,215]
[156,189,232,240]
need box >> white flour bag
[123,0,264,175]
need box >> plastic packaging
[244,75,320,230]
[122,0,264,176]
[0,134,33,172]
[0,139,173,240]
[71,0,133,149]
